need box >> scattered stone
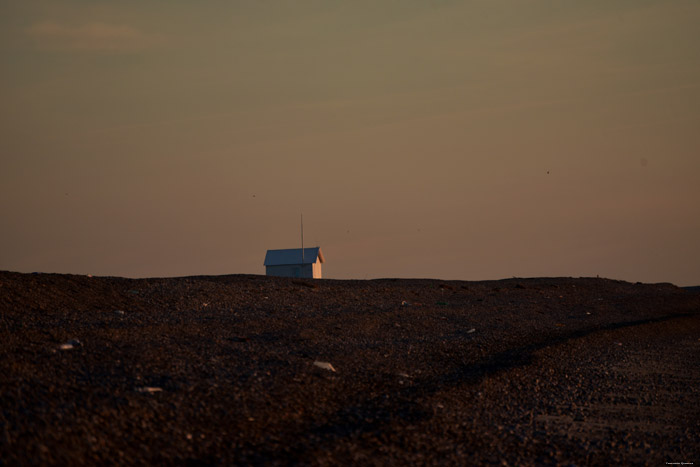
[59,339,81,350]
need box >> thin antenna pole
[301,214,304,264]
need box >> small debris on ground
[136,387,163,393]
[467,328,476,334]
[313,361,336,372]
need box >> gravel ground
[1,271,699,465]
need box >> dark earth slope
[1,271,699,465]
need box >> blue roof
[264,247,324,266]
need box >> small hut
[263,247,325,279]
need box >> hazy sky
[2,1,699,285]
